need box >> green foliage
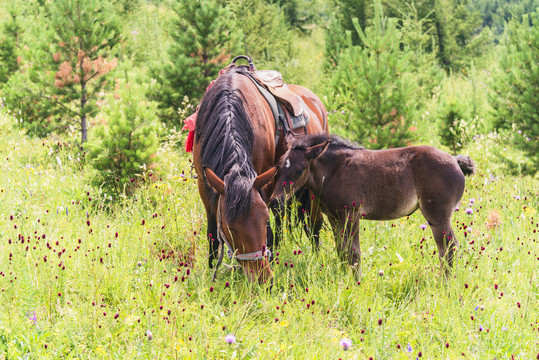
[437,93,474,154]
[150,0,239,125]
[48,0,121,144]
[328,4,417,149]
[228,0,295,65]
[472,0,539,37]
[398,1,443,102]
[490,10,539,173]
[0,4,21,85]
[324,0,368,69]
[88,81,160,198]
[434,0,492,72]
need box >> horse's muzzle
[240,258,273,284]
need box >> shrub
[490,10,539,173]
[328,3,417,149]
[87,81,160,198]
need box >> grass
[0,108,538,359]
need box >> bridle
[212,196,271,281]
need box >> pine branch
[41,94,81,117]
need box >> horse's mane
[196,67,256,222]
[291,133,364,152]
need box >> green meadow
[1,108,537,359]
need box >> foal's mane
[196,67,257,222]
[291,133,364,152]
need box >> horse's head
[204,166,277,284]
[272,135,331,200]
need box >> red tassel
[185,130,195,153]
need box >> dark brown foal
[272,134,475,276]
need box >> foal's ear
[253,166,278,190]
[203,166,225,194]
[305,139,332,160]
[284,133,296,149]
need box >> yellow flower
[279,320,289,328]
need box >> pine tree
[228,0,294,65]
[88,81,160,197]
[329,3,417,149]
[0,4,22,85]
[48,0,121,145]
[490,10,539,172]
[433,0,491,72]
[151,0,238,125]
[324,0,368,68]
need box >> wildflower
[146,330,153,340]
[28,311,37,325]
[339,338,352,350]
[469,198,475,204]
[225,334,236,344]
[465,208,473,214]
[378,270,384,276]
[420,224,427,230]
[406,344,412,352]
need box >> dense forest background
[0,0,537,194]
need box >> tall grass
[0,109,538,359]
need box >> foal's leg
[333,217,361,275]
[429,220,459,272]
[298,189,323,250]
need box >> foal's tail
[454,155,476,176]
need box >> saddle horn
[231,55,256,72]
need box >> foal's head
[272,134,332,200]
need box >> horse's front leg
[268,197,285,256]
[207,212,219,269]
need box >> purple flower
[339,338,352,350]
[420,224,427,230]
[225,334,236,344]
[406,343,412,352]
[27,311,37,325]
[469,198,475,204]
[465,208,473,214]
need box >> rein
[212,196,271,281]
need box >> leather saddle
[253,70,305,117]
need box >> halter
[212,196,271,281]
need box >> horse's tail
[454,155,476,176]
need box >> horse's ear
[203,166,225,194]
[306,139,332,160]
[253,166,278,190]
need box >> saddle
[254,70,305,117]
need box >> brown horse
[271,134,475,276]
[193,65,328,283]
